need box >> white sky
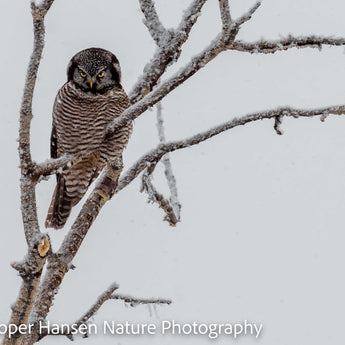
[1,0,345,344]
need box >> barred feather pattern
[45,81,132,229]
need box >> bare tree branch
[109,2,266,137]
[177,0,208,42]
[117,105,345,191]
[109,34,225,136]
[234,1,262,26]
[20,0,55,243]
[139,0,167,47]
[230,36,345,54]
[39,283,119,341]
[3,2,54,345]
[218,0,232,39]
[75,283,119,327]
[39,283,171,340]
[129,0,208,103]
[156,103,181,223]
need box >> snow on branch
[230,35,345,54]
[129,0,207,103]
[110,2,265,137]
[117,105,345,192]
[5,1,54,343]
[234,1,262,27]
[139,0,167,47]
[218,0,232,38]
[177,0,208,41]
[140,103,181,226]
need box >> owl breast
[53,82,131,163]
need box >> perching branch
[32,154,73,179]
[118,105,345,191]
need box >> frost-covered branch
[20,0,55,243]
[117,104,345,191]
[156,103,181,223]
[39,283,171,340]
[111,2,263,136]
[234,1,262,26]
[140,104,181,226]
[139,0,167,47]
[39,283,119,340]
[4,2,54,345]
[230,36,345,54]
[129,0,208,103]
[218,0,232,40]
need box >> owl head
[67,48,122,93]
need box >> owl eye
[80,71,86,78]
[98,71,105,78]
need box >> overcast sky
[1,1,345,344]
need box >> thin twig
[40,283,171,340]
[110,294,172,307]
[141,165,180,226]
[274,115,283,135]
[75,283,119,327]
[235,1,262,26]
[156,103,181,223]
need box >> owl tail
[45,175,73,229]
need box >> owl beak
[89,81,93,89]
